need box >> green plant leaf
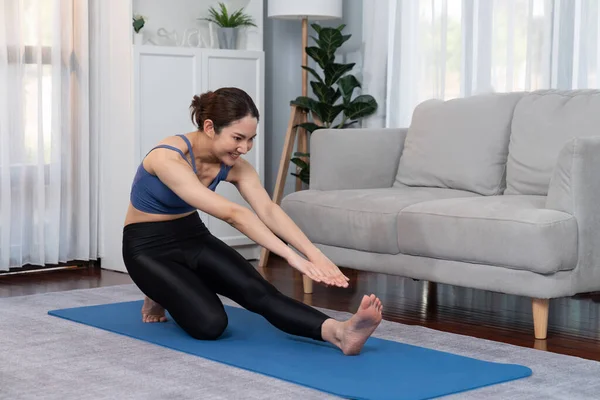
[201,2,256,27]
[291,96,326,122]
[290,171,310,185]
[316,27,346,56]
[290,157,308,169]
[301,66,323,84]
[324,63,355,86]
[338,75,362,104]
[345,95,378,120]
[342,120,359,128]
[306,47,334,70]
[291,165,310,185]
[217,3,229,25]
[330,88,342,105]
[311,23,322,35]
[290,96,318,112]
[132,19,144,33]
[316,25,350,54]
[300,167,310,184]
[294,123,323,134]
[315,103,345,124]
[310,81,338,104]
[335,24,347,32]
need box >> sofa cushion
[396,195,578,274]
[281,187,480,255]
[505,89,600,195]
[394,92,525,195]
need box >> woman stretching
[122,87,382,355]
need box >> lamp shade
[267,0,342,20]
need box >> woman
[122,87,382,355]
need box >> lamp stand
[258,17,313,294]
[297,17,309,192]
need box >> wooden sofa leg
[303,275,313,294]
[532,298,549,340]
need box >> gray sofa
[281,89,600,340]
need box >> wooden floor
[2,256,600,362]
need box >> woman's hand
[287,252,349,288]
[308,251,350,287]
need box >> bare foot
[322,294,383,355]
[141,296,167,323]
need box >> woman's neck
[190,130,219,164]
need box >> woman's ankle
[321,318,343,347]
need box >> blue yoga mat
[48,300,531,400]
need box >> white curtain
[0,0,100,271]
[363,0,600,128]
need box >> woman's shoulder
[225,158,257,183]
[143,135,193,174]
[157,134,190,149]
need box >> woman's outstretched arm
[229,159,349,287]
[149,150,345,287]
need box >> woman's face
[208,115,257,165]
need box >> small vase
[133,32,143,45]
[217,27,238,49]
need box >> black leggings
[122,212,329,341]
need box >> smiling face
[203,114,257,165]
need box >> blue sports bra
[130,134,232,215]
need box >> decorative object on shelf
[156,28,179,46]
[155,27,208,48]
[183,28,208,48]
[132,14,147,45]
[289,23,378,185]
[260,0,343,279]
[199,2,257,49]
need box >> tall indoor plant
[200,2,257,49]
[290,23,378,185]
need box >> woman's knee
[238,281,281,313]
[186,313,228,340]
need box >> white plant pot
[133,32,143,45]
[217,27,238,49]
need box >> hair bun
[189,87,259,131]
[191,94,202,109]
[200,91,214,103]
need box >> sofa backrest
[505,89,600,195]
[394,92,525,195]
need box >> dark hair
[190,87,259,133]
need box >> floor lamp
[261,1,343,291]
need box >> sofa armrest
[547,136,600,288]
[309,128,408,190]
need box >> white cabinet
[133,46,265,259]
[134,47,202,161]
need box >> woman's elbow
[226,205,250,226]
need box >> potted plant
[290,23,378,185]
[200,2,257,49]
[132,14,147,45]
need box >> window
[415,0,553,101]
[19,0,54,165]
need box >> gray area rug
[1,284,599,400]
